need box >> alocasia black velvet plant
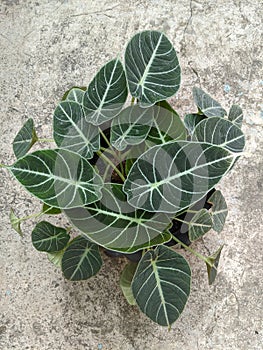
[1,30,245,327]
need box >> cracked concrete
[0,1,262,349]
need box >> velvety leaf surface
[12,118,38,159]
[124,141,235,213]
[83,59,127,125]
[32,221,70,252]
[53,101,100,158]
[61,236,102,281]
[188,209,213,241]
[146,101,186,146]
[228,104,243,127]
[193,87,227,117]
[132,245,191,327]
[125,31,180,105]
[208,190,228,232]
[110,104,154,151]
[206,245,224,285]
[184,113,206,135]
[192,116,245,153]
[65,183,172,253]
[9,149,103,209]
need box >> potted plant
[1,30,245,328]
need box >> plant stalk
[37,138,54,142]
[170,233,212,267]
[96,150,126,182]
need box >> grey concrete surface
[0,0,262,349]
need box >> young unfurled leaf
[61,236,102,281]
[12,118,38,159]
[228,104,243,128]
[120,262,138,305]
[192,116,245,153]
[146,101,186,146]
[193,87,227,117]
[125,31,181,105]
[47,250,65,268]
[111,105,154,151]
[188,209,213,242]
[83,59,128,125]
[53,101,100,158]
[207,190,228,232]
[124,141,235,213]
[42,203,62,215]
[184,113,206,135]
[206,245,224,285]
[10,208,23,237]
[9,149,103,209]
[132,245,191,327]
[32,221,70,252]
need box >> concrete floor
[0,0,262,349]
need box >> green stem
[14,204,56,224]
[131,96,135,105]
[0,163,7,168]
[96,151,126,182]
[37,138,54,142]
[170,233,212,266]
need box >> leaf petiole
[169,233,213,267]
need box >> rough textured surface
[0,1,262,349]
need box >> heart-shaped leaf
[10,208,23,237]
[193,87,226,117]
[207,190,228,232]
[65,183,172,253]
[124,141,236,213]
[184,113,206,135]
[125,31,181,105]
[110,105,154,151]
[53,101,100,158]
[32,221,70,252]
[120,262,138,305]
[228,104,243,128]
[12,118,38,159]
[146,101,186,146]
[132,245,191,327]
[192,116,245,153]
[61,236,102,281]
[9,149,103,209]
[83,59,128,125]
[206,245,224,285]
[188,209,213,241]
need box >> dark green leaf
[120,262,138,305]
[111,105,154,151]
[42,203,62,215]
[83,59,127,125]
[32,221,70,252]
[124,141,236,213]
[9,149,103,209]
[12,118,38,159]
[207,190,228,232]
[188,209,213,241]
[53,101,100,158]
[66,87,85,104]
[193,87,227,117]
[65,183,172,253]
[132,245,191,327]
[146,101,186,146]
[125,31,181,105]
[192,117,245,153]
[206,245,224,285]
[228,104,243,128]
[10,208,23,237]
[184,113,206,135]
[62,86,86,101]
[61,236,102,281]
